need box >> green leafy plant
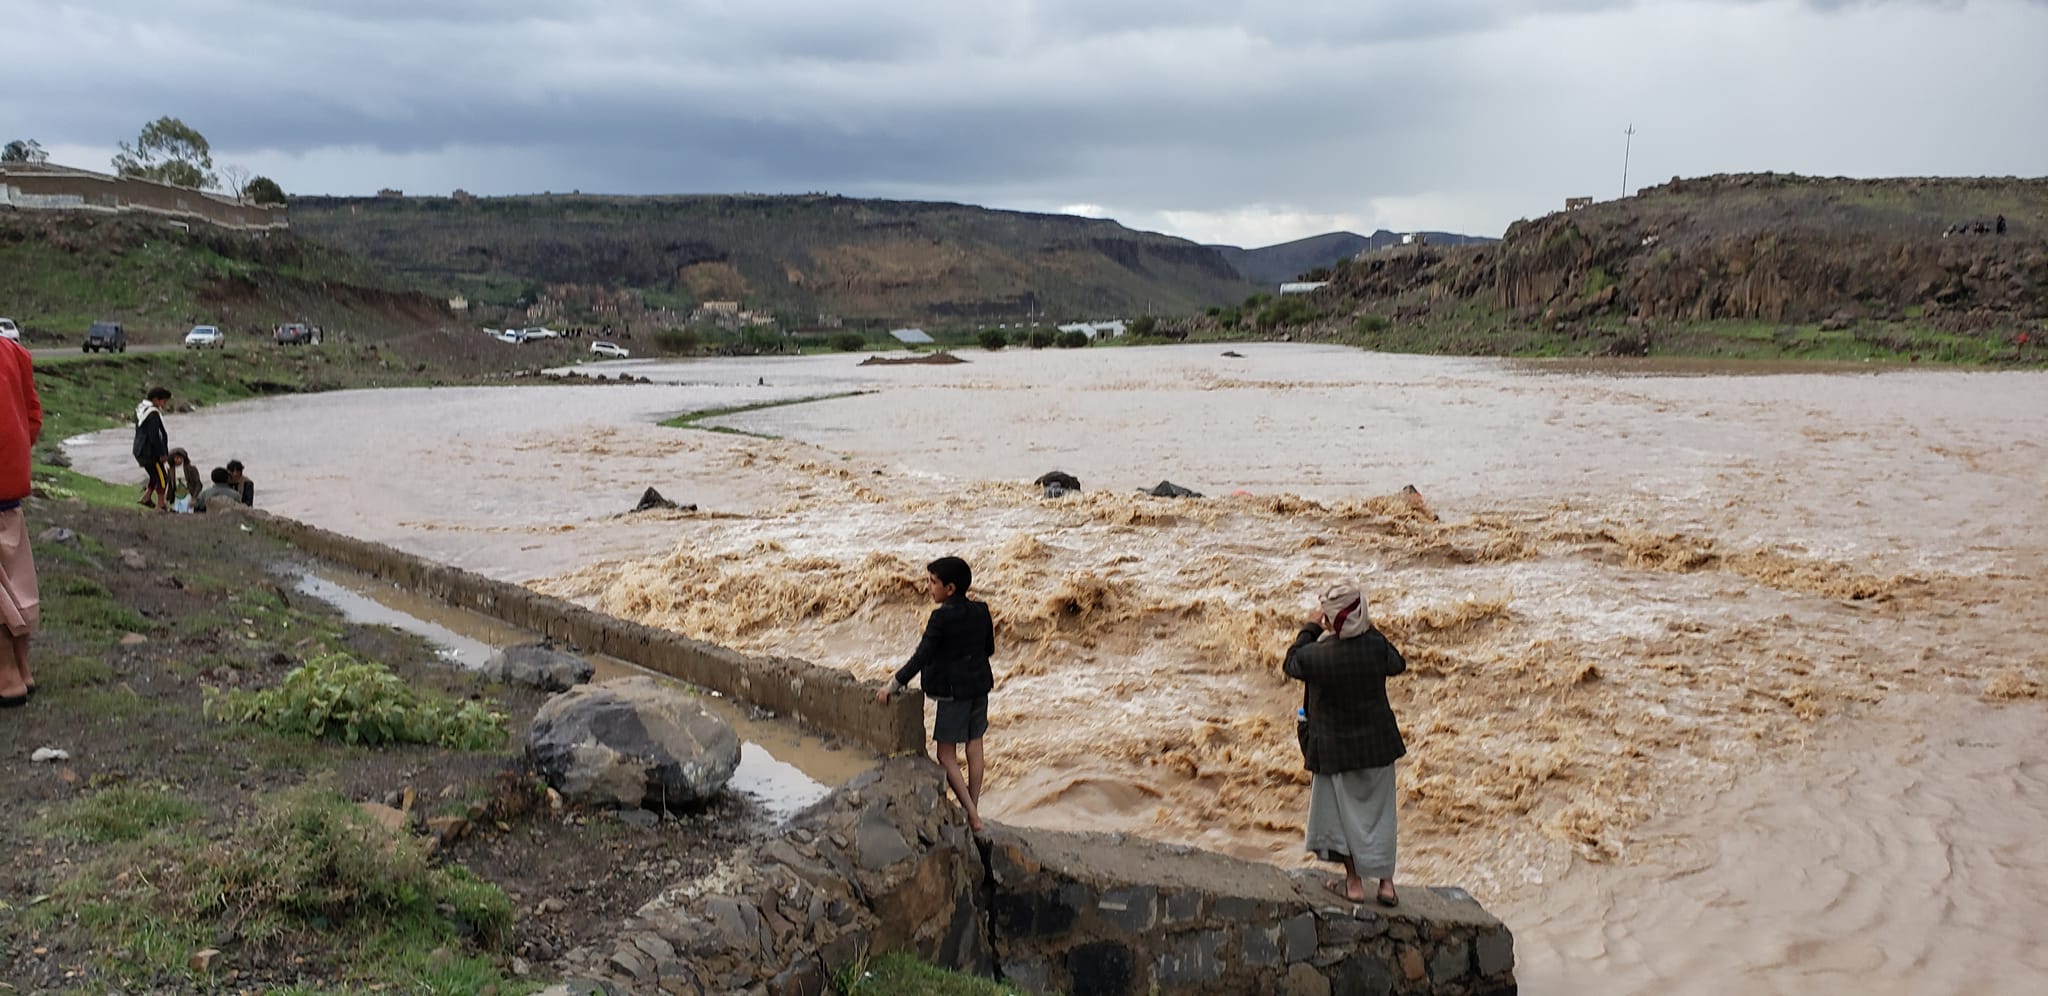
[204,652,506,750]
[831,331,867,352]
[976,329,1006,350]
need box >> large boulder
[487,642,594,692]
[527,676,740,811]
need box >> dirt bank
[0,500,761,992]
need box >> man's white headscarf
[1317,583,1372,642]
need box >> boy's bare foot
[1376,880,1399,907]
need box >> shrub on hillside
[1055,330,1090,348]
[652,328,702,355]
[1027,329,1057,349]
[977,329,1007,350]
[1257,295,1321,330]
[831,332,866,352]
[1127,316,1158,338]
[204,653,506,750]
[1356,315,1391,334]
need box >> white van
[0,318,19,341]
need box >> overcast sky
[5,0,2044,247]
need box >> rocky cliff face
[289,194,1259,323]
[1324,174,2048,334]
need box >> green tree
[831,332,866,352]
[1,139,48,163]
[111,116,217,189]
[244,175,286,205]
[977,329,1007,351]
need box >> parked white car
[183,324,225,349]
[589,340,630,359]
[521,326,561,340]
[0,318,18,341]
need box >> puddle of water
[292,566,872,820]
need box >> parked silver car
[184,324,225,349]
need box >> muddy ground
[0,497,763,993]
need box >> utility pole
[1621,124,1636,199]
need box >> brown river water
[65,344,2048,994]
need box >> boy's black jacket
[893,595,995,699]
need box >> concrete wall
[0,163,288,231]
[252,512,926,755]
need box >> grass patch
[11,782,519,993]
[659,390,876,437]
[837,951,1027,995]
[38,573,150,636]
[40,784,205,843]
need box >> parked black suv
[83,321,127,353]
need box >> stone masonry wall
[548,756,1517,996]
[252,512,925,756]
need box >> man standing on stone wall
[0,333,41,706]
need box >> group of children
[132,386,254,513]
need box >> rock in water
[634,487,679,512]
[527,677,740,811]
[1143,480,1204,498]
[487,642,595,692]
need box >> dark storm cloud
[5,0,2044,243]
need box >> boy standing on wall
[876,556,996,832]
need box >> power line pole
[1621,124,1636,199]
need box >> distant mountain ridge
[1212,229,1496,286]
[289,194,1262,325]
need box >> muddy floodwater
[67,344,2048,994]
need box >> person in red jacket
[0,337,42,706]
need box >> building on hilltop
[377,188,403,198]
[1278,282,1330,295]
[1565,196,1594,211]
[0,161,288,231]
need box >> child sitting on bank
[876,556,996,832]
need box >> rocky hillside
[0,212,451,343]
[1211,229,1494,286]
[289,194,1260,325]
[1292,174,2047,352]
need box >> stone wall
[251,512,925,756]
[0,162,288,231]
[551,757,1517,996]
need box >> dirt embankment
[0,212,454,342]
[1225,174,2048,354]
[0,501,758,992]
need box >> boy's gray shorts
[933,696,989,744]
